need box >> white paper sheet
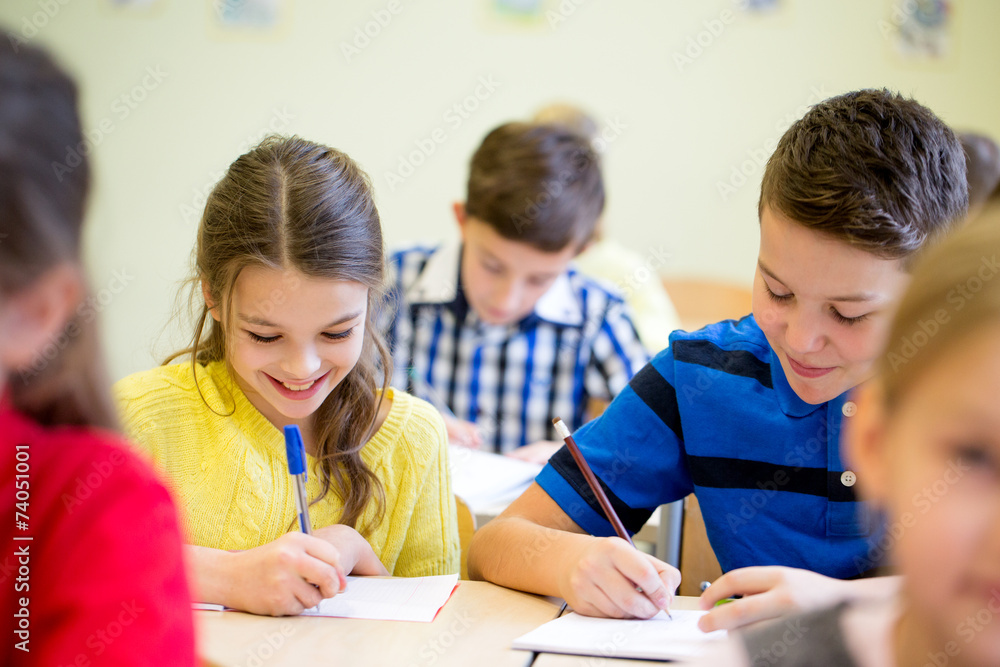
[512,610,726,661]
[298,574,459,622]
[449,445,542,510]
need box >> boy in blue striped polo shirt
[469,89,969,630]
[385,122,649,462]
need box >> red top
[1,403,196,666]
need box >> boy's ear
[452,202,467,228]
[842,380,891,505]
[201,279,221,322]
[0,263,83,372]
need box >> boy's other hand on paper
[697,565,849,631]
[314,524,389,577]
[228,532,347,616]
[506,440,562,465]
[561,536,681,619]
[443,414,483,449]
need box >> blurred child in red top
[0,34,195,666]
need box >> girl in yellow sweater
[115,136,459,616]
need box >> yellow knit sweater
[114,361,459,577]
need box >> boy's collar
[405,241,462,305]
[768,346,825,418]
[406,240,584,327]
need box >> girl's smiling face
[212,266,368,432]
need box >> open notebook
[194,574,459,622]
[512,609,726,661]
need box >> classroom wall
[2,0,998,381]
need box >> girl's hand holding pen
[226,532,348,616]
[559,536,681,619]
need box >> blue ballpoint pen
[284,425,312,534]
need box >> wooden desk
[531,596,705,666]
[197,580,561,667]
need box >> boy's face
[753,206,909,404]
[849,328,1000,666]
[457,214,578,326]
[214,266,368,432]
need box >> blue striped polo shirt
[537,315,883,578]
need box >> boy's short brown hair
[465,122,604,253]
[760,89,968,262]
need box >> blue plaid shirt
[384,242,651,453]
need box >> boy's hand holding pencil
[552,418,681,619]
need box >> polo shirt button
[842,401,857,417]
[841,471,857,487]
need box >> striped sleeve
[537,345,693,537]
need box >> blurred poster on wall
[208,0,291,38]
[881,0,953,61]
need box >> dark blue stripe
[426,315,443,384]
[673,339,772,389]
[520,326,537,447]
[549,446,655,535]
[629,364,683,440]
[469,342,483,425]
[493,337,510,453]
[687,455,858,503]
[601,315,632,380]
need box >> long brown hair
[167,135,391,532]
[0,35,117,429]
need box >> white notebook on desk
[512,609,726,661]
[449,445,542,509]
[195,574,459,622]
[299,574,459,622]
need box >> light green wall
[2,0,998,381]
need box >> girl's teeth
[281,380,315,391]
